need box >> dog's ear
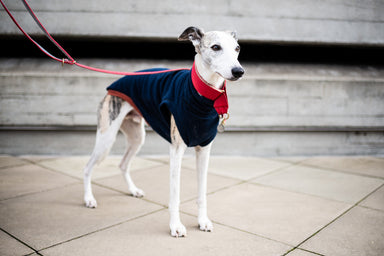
[228,31,238,41]
[178,27,204,46]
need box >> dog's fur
[83,26,244,237]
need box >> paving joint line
[260,157,384,180]
[29,156,168,181]
[25,160,84,181]
[180,180,248,205]
[355,183,384,213]
[182,158,298,182]
[20,157,58,165]
[0,159,34,170]
[247,182,359,206]
[0,227,43,256]
[93,178,245,209]
[91,180,168,208]
[92,163,248,207]
[245,160,307,182]
[36,208,165,253]
[0,181,81,203]
[284,247,325,256]
[141,156,169,165]
[282,183,384,256]
[182,165,246,182]
[298,162,384,180]
[180,210,295,249]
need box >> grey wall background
[1,0,384,156]
[1,0,384,45]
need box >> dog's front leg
[169,116,187,237]
[195,144,213,232]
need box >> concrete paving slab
[38,156,162,179]
[301,206,384,256]
[0,155,29,169]
[0,163,78,201]
[181,183,350,245]
[41,210,292,256]
[183,156,293,180]
[359,185,384,211]
[0,183,162,250]
[96,165,240,207]
[301,157,384,178]
[0,230,34,256]
[252,165,383,204]
[2,155,382,255]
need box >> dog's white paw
[198,216,213,232]
[170,221,187,237]
[84,195,97,208]
[129,187,145,198]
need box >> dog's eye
[235,45,240,52]
[211,45,222,51]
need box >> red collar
[191,62,228,116]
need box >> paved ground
[0,154,383,256]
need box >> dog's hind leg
[118,112,146,197]
[84,95,132,208]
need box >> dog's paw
[170,221,187,238]
[129,187,145,198]
[84,195,97,208]
[199,216,213,232]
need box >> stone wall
[1,0,383,45]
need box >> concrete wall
[1,0,384,45]
[1,59,384,129]
[1,59,383,156]
[1,0,384,156]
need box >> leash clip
[218,113,229,133]
[61,58,76,66]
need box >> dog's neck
[194,55,225,90]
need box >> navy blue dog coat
[107,63,228,147]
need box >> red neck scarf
[191,62,228,116]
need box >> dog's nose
[231,67,244,79]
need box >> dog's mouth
[217,72,242,82]
[228,76,242,82]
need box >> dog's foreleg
[169,116,187,237]
[195,144,213,232]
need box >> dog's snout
[231,67,244,79]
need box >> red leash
[1,0,187,76]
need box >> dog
[83,26,244,237]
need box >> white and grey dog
[83,26,244,237]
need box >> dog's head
[179,26,244,81]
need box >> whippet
[83,26,244,237]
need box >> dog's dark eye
[235,45,240,52]
[211,45,222,51]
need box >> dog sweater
[107,63,228,147]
